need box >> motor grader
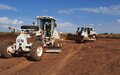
[75,26,97,43]
[1,16,62,61]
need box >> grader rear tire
[1,40,14,58]
[30,41,44,61]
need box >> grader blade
[45,47,62,53]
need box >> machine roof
[36,16,56,21]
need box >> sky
[0,0,120,33]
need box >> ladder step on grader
[45,47,62,53]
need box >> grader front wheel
[30,41,44,61]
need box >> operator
[45,22,51,37]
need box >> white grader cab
[75,26,97,43]
[36,16,62,53]
[0,16,62,61]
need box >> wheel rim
[7,46,13,55]
[37,46,43,57]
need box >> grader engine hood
[15,25,41,51]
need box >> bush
[97,33,120,39]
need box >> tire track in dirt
[0,60,34,75]
[11,41,75,75]
[0,40,70,75]
[40,43,76,75]
[0,41,73,75]
[49,44,84,75]
[91,56,120,75]
[0,58,27,72]
[81,52,111,56]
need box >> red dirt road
[0,36,120,75]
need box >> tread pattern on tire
[0,40,14,58]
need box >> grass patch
[97,33,120,39]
